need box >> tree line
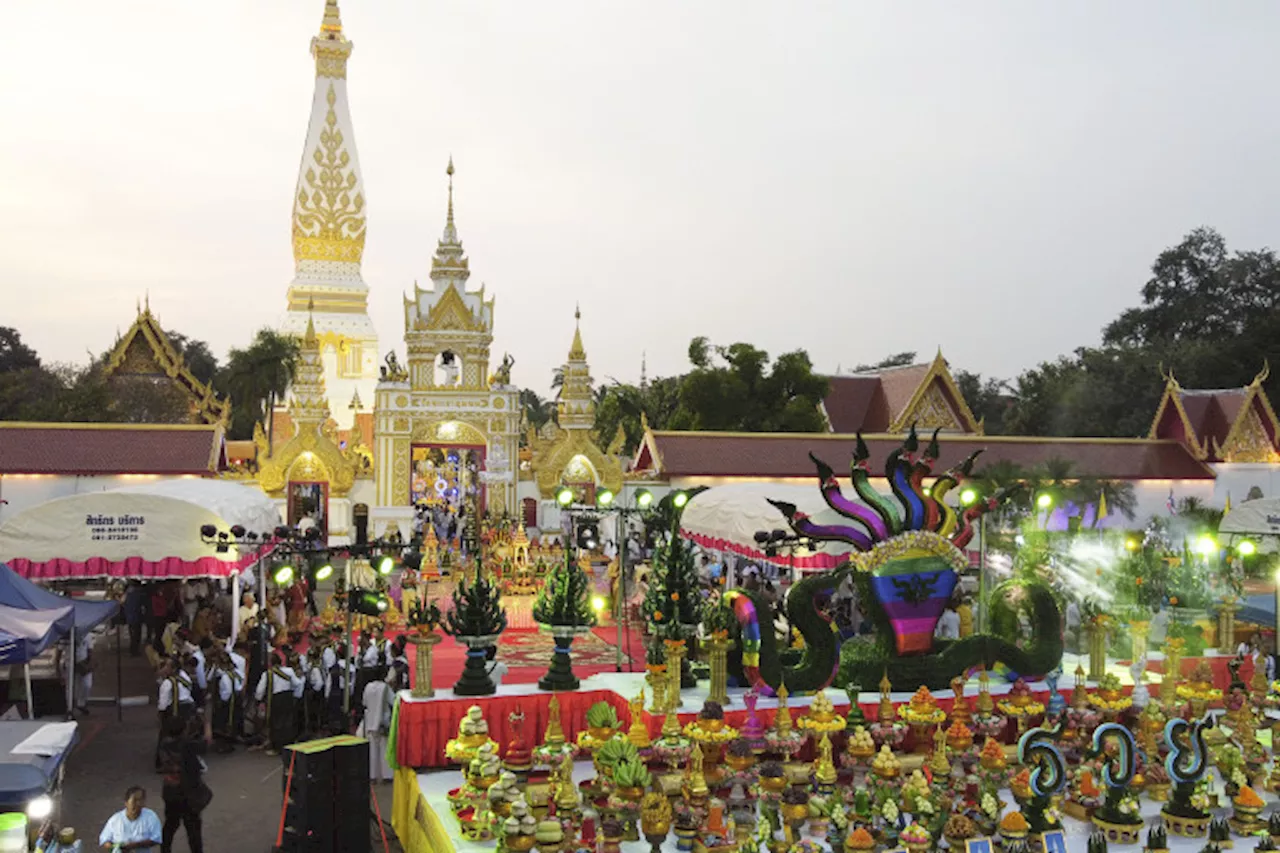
[0,326,299,440]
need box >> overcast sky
[4,1,1279,396]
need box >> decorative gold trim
[1146,375,1205,457]
[422,283,482,332]
[530,426,624,499]
[886,349,983,435]
[292,84,366,265]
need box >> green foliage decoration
[443,573,508,638]
[533,547,596,628]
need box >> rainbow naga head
[768,426,1010,657]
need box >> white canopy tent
[678,482,860,573]
[1219,497,1280,553]
[0,479,281,580]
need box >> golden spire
[431,158,469,277]
[320,0,343,36]
[446,156,455,230]
[568,304,586,361]
[774,684,793,735]
[304,297,318,346]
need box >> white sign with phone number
[85,513,146,543]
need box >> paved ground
[58,629,401,852]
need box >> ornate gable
[104,303,230,426]
[423,283,482,332]
[887,350,983,435]
[1149,365,1278,462]
[1215,366,1280,463]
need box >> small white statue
[1129,656,1150,709]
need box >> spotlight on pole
[635,489,654,509]
[591,595,607,613]
[596,488,615,507]
[556,486,574,507]
[1124,537,1139,552]
[959,488,978,507]
[273,564,294,585]
[378,556,395,575]
[1238,540,1257,557]
[672,491,689,509]
[1036,492,1054,510]
[1196,535,1217,557]
[314,563,334,582]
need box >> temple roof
[821,351,981,434]
[1148,365,1280,462]
[633,431,1215,482]
[103,304,230,425]
[0,423,226,476]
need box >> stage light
[1036,493,1053,510]
[378,556,395,575]
[1196,535,1217,557]
[26,795,51,820]
[921,487,931,497]
[959,488,978,507]
[199,524,217,539]
[1124,537,1139,552]
[596,488,615,507]
[577,521,600,550]
[274,525,291,539]
[1238,540,1257,557]
[230,524,246,538]
[672,491,689,509]
[314,563,334,582]
[591,596,607,613]
[556,486,574,506]
[349,588,390,616]
[273,564,294,585]
[635,489,654,509]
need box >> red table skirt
[396,689,632,769]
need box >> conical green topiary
[533,548,596,628]
[443,573,508,696]
[643,531,700,641]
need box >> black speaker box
[279,737,370,853]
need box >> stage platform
[393,648,1240,769]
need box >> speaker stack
[277,736,371,853]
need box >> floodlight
[672,491,689,509]
[1036,493,1053,510]
[959,488,978,507]
[556,486,574,506]
[1124,538,1139,552]
[26,795,52,820]
[378,556,395,575]
[315,564,334,582]
[591,596,607,613]
[1196,535,1217,557]
[199,524,217,539]
[273,564,294,585]
[230,525,246,538]
[596,489,615,507]
[635,489,654,509]
[1237,540,1257,557]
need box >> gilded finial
[304,297,317,344]
[774,683,792,735]
[544,695,565,745]
[568,305,587,361]
[320,0,343,36]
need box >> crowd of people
[91,572,412,852]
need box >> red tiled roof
[0,424,225,475]
[646,431,1216,481]
[822,376,889,432]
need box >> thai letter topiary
[533,546,596,628]
[722,430,1064,693]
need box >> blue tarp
[0,604,74,665]
[1239,593,1276,628]
[0,564,117,638]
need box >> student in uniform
[156,658,195,770]
[210,650,242,754]
[325,648,350,734]
[303,647,327,737]
[254,653,303,755]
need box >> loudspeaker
[278,736,370,853]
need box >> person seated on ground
[98,785,162,851]
[36,824,81,852]
[485,646,508,689]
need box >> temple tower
[279,0,378,429]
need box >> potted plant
[442,573,508,696]
[405,597,444,697]
[533,546,597,691]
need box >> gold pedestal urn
[410,630,443,699]
[705,633,733,706]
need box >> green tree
[520,388,557,436]
[592,375,681,457]
[216,328,301,440]
[954,370,1012,435]
[0,328,40,374]
[532,548,596,627]
[667,339,829,433]
[849,351,917,373]
[643,513,702,642]
[165,332,220,386]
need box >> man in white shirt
[360,671,397,782]
[934,601,961,642]
[98,786,162,850]
[254,654,302,755]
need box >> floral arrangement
[899,821,931,845]
[845,827,876,851]
[997,678,1046,717]
[999,811,1029,834]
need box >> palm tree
[519,388,557,436]
[217,328,301,440]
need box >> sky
[4,1,1280,398]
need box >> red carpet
[406,624,647,690]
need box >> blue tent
[0,564,117,638]
[0,604,74,665]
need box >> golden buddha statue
[775,684,794,736]
[814,733,838,786]
[555,753,579,812]
[930,726,950,775]
[628,691,651,749]
[544,695,566,746]
[878,672,895,723]
[950,675,972,725]
[686,744,709,799]
[976,669,994,715]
